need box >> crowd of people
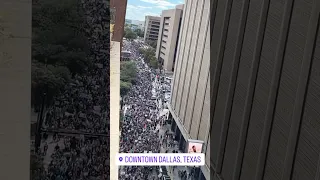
[45,135,109,180]
[119,41,166,179]
[44,0,109,134]
[32,1,110,180]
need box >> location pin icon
[119,157,123,162]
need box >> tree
[134,28,144,37]
[32,0,89,73]
[32,0,90,104]
[138,47,159,69]
[120,81,132,96]
[120,61,138,83]
[124,27,137,41]
[120,61,137,96]
[146,40,157,49]
[141,47,156,64]
[150,56,158,69]
[138,47,145,55]
[31,62,71,108]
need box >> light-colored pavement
[158,123,190,180]
[155,76,192,180]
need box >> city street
[119,40,193,180]
[31,1,110,179]
[119,40,163,179]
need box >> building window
[150,28,159,32]
[159,57,164,63]
[150,31,158,35]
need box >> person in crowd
[33,1,110,179]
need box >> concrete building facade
[110,0,127,46]
[0,0,31,179]
[156,5,183,73]
[167,0,210,179]
[143,16,161,42]
[209,0,320,179]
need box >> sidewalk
[158,124,190,180]
[155,73,191,180]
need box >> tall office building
[170,0,320,179]
[156,5,183,73]
[167,0,210,179]
[143,15,161,42]
[208,0,320,179]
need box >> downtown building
[110,0,127,48]
[143,15,161,42]
[155,4,183,73]
[167,0,210,179]
[211,0,320,180]
[161,0,320,179]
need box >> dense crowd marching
[33,0,110,180]
[119,41,165,179]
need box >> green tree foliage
[32,62,71,108]
[31,0,90,107]
[134,28,144,37]
[146,40,157,49]
[124,27,137,41]
[139,47,160,69]
[32,0,90,75]
[120,61,137,96]
[140,47,156,63]
[150,56,158,69]
[120,81,132,96]
[138,47,145,54]
[120,61,137,83]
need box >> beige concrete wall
[180,0,205,133]
[110,41,120,180]
[184,0,210,140]
[0,0,31,179]
[189,0,210,139]
[156,8,183,73]
[169,0,210,179]
[175,0,197,116]
[144,16,160,42]
[156,14,165,58]
[170,0,191,108]
[176,4,184,10]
